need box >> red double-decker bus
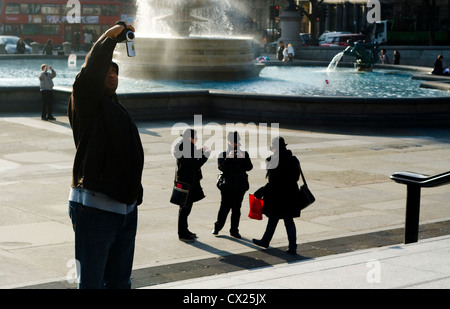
[0,0,136,47]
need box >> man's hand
[105,23,135,41]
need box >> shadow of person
[46,118,71,129]
[187,239,273,271]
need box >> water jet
[115,0,264,81]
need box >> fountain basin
[1,56,450,127]
[115,37,264,81]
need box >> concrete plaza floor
[0,113,449,289]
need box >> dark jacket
[218,146,253,193]
[255,148,301,219]
[68,34,144,206]
[432,58,445,75]
[173,140,208,203]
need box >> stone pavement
[0,113,450,289]
[145,235,450,289]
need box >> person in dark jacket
[39,64,56,120]
[16,38,26,54]
[213,131,253,239]
[252,137,301,255]
[42,39,53,55]
[67,22,144,289]
[432,55,449,75]
[173,128,210,242]
[277,41,285,61]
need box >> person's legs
[69,201,133,289]
[178,201,193,239]
[103,207,138,289]
[253,217,279,248]
[214,192,231,233]
[283,218,297,253]
[47,90,54,119]
[229,191,245,236]
[41,91,49,120]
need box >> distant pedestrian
[16,38,26,54]
[252,137,302,255]
[42,39,53,55]
[213,131,253,239]
[39,64,56,120]
[84,30,92,51]
[173,128,210,242]
[380,49,389,64]
[73,30,80,52]
[277,41,285,61]
[286,43,295,62]
[393,50,400,65]
[432,54,449,75]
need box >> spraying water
[327,52,345,71]
[135,0,234,38]
[115,0,264,80]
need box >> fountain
[342,40,380,71]
[115,0,264,81]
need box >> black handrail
[390,171,450,244]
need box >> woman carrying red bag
[252,137,301,255]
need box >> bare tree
[423,0,437,45]
[298,0,325,46]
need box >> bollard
[404,184,421,244]
[62,42,72,55]
[30,42,40,54]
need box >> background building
[298,0,450,45]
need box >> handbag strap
[174,166,179,183]
[299,161,308,186]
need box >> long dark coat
[255,149,301,219]
[173,139,208,204]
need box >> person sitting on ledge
[432,54,449,76]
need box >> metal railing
[390,171,450,244]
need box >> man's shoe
[47,115,56,121]
[252,239,268,248]
[286,249,297,255]
[179,235,195,243]
[230,231,241,239]
[212,229,219,235]
[187,230,197,238]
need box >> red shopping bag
[248,194,263,220]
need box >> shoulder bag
[170,169,190,207]
[298,163,315,211]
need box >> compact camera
[117,26,136,57]
[124,30,136,57]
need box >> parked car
[318,31,351,45]
[320,34,367,47]
[0,36,32,54]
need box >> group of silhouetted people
[172,129,303,256]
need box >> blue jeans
[260,217,297,252]
[69,201,138,289]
